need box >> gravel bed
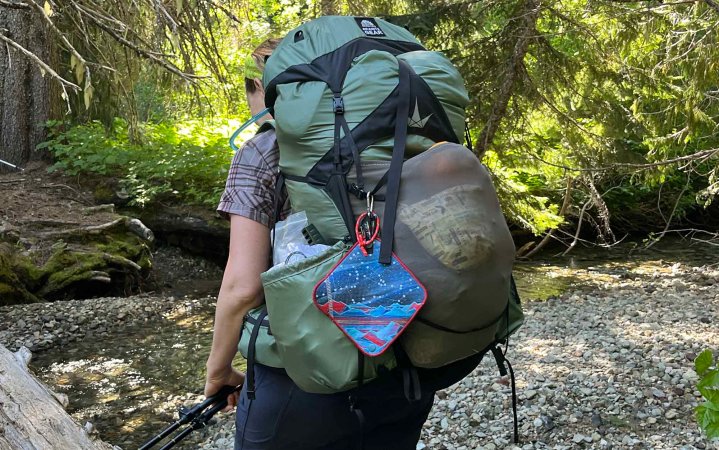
[193,264,719,450]
[0,294,182,353]
[0,245,222,353]
[1,263,717,449]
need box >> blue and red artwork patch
[313,240,427,356]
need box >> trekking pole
[0,158,24,172]
[138,384,239,450]
[156,399,230,450]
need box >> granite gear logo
[409,100,432,128]
[355,17,386,37]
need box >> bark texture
[0,7,51,171]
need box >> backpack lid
[263,16,425,110]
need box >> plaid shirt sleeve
[217,129,289,228]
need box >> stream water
[29,238,718,449]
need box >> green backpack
[239,16,523,399]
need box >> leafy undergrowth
[40,119,246,209]
[695,349,719,439]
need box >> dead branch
[26,0,91,87]
[645,173,691,249]
[205,0,242,23]
[72,1,202,83]
[528,148,719,173]
[101,252,142,271]
[587,176,616,244]
[0,0,30,9]
[88,271,112,283]
[0,178,25,184]
[38,217,126,239]
[691,237,719,246]
[704,0,719,13]
[562,198,592,256]
[0,31,80,92]
[476,0,541,156]
[41,183,83,195]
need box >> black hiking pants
[234,364,435,450]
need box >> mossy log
[0,216,155,305]
[0,251,40,304]
[0,345,115,450]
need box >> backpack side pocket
[261,240,397,393]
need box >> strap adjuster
[333,96,345,114]
[348,183,367,199]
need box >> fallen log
[0,345,116,450]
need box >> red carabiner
[355,212,380,256]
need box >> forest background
[1,0,719,442]
[1,0,719,254]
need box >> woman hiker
[203,39,438,450]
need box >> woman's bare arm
[205,214,270,399]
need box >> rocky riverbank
[193,262,718,450]
[1,258,717,449]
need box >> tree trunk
[476,0,541,157]
[0,345,115,450]
[0,7,51,172]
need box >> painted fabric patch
[313,240,426,356]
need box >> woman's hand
[205,366,245,412]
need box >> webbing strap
[506,358,519,444]
[246,306,268,400]
[393,342,422,402]
[350,350,366,450]
[243,313,270,328]
[339,116,365,193]
[333,96,343,169]
[349,395,365,450]
[326,93,359,240]
[491,346,520,444]
[378,60,411,265]
[270,173,286,255]
[357,350,365,388]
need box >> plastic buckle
[348,183,367,199]
[302,224,327,245]
[332,96,344,115]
